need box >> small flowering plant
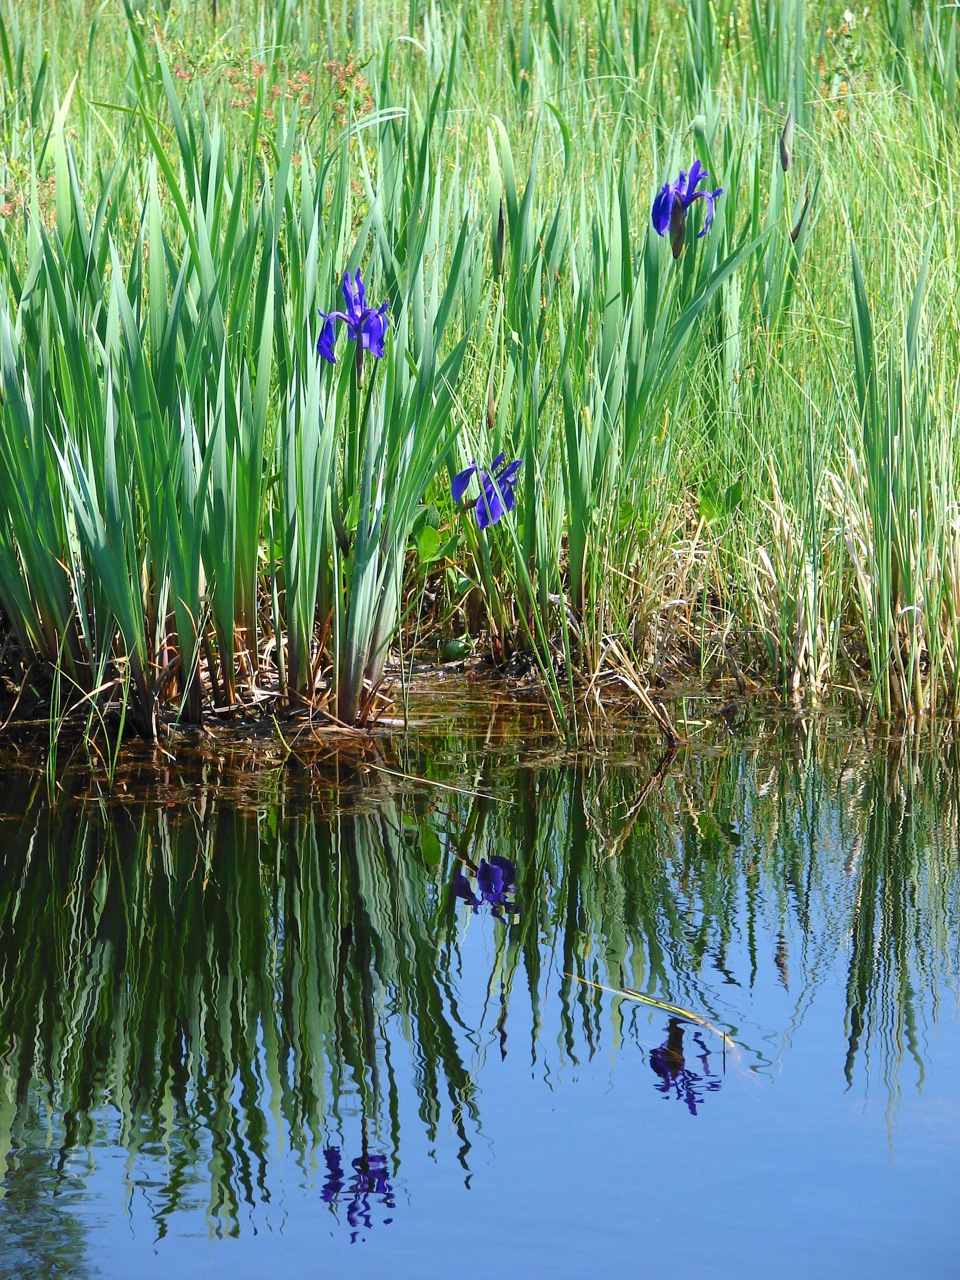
[651,160,723,258]
[453,855,518,920]
[317,269,390,369]
[452,453,523,530]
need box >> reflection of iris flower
[321,1147,345,1203]
[649,1018,722,1115]
[321,1145,395,1242]
[453,855,518,919]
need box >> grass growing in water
[0,0,959,739]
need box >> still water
[0,710,958,1277]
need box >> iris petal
[489,854,516,882]
[651,183,673,236]
[456,856,517,918]
[495,458,523,488]
[319,271,389,366]
[316,313,338,363]
[477,859,506,899]
[686,159,708,200]
[341,269,363,324]
[451,462,478,505]
[453,454,522,528]
[453,869,480,907]
[476,476,506,529]
[653,163,722,246]
[692,186,723,237]
[361,302,390,357]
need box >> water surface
[1,713,958,1277]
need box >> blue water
[1,731,958,1277]
[75,940,960,1280]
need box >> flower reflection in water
[453,855,518,920]
[321,1146,395,1243]
[648,1018,723,1116]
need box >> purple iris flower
[317,269,390,364]
[651,160,723,257]
[452,453,523,530]
[453,856,517,919]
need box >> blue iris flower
[452,453,523,530]
[317,269,390,364]
[651,160,723,257]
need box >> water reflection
[321,1143,395,1243]
[649,1019,723,1116]
[0,1098,94,1280]
[453,855,518,918]
[0,722,958,1254]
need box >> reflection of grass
[0,1099,94,1280]
[0,722,958,1225]
[565,973,739,1057]
[839,738,960,1110]
[0,777,478,1230]
[426,720,960,1102]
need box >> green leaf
[415,525,442,564]
[699,476,742,524]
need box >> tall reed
[0,0,958,737]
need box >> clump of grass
[0,1,959,743]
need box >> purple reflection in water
[649,1018,723,1116]
[321,1146,395,1242]
[453,855,518,920]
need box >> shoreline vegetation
[1,0,959,745]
